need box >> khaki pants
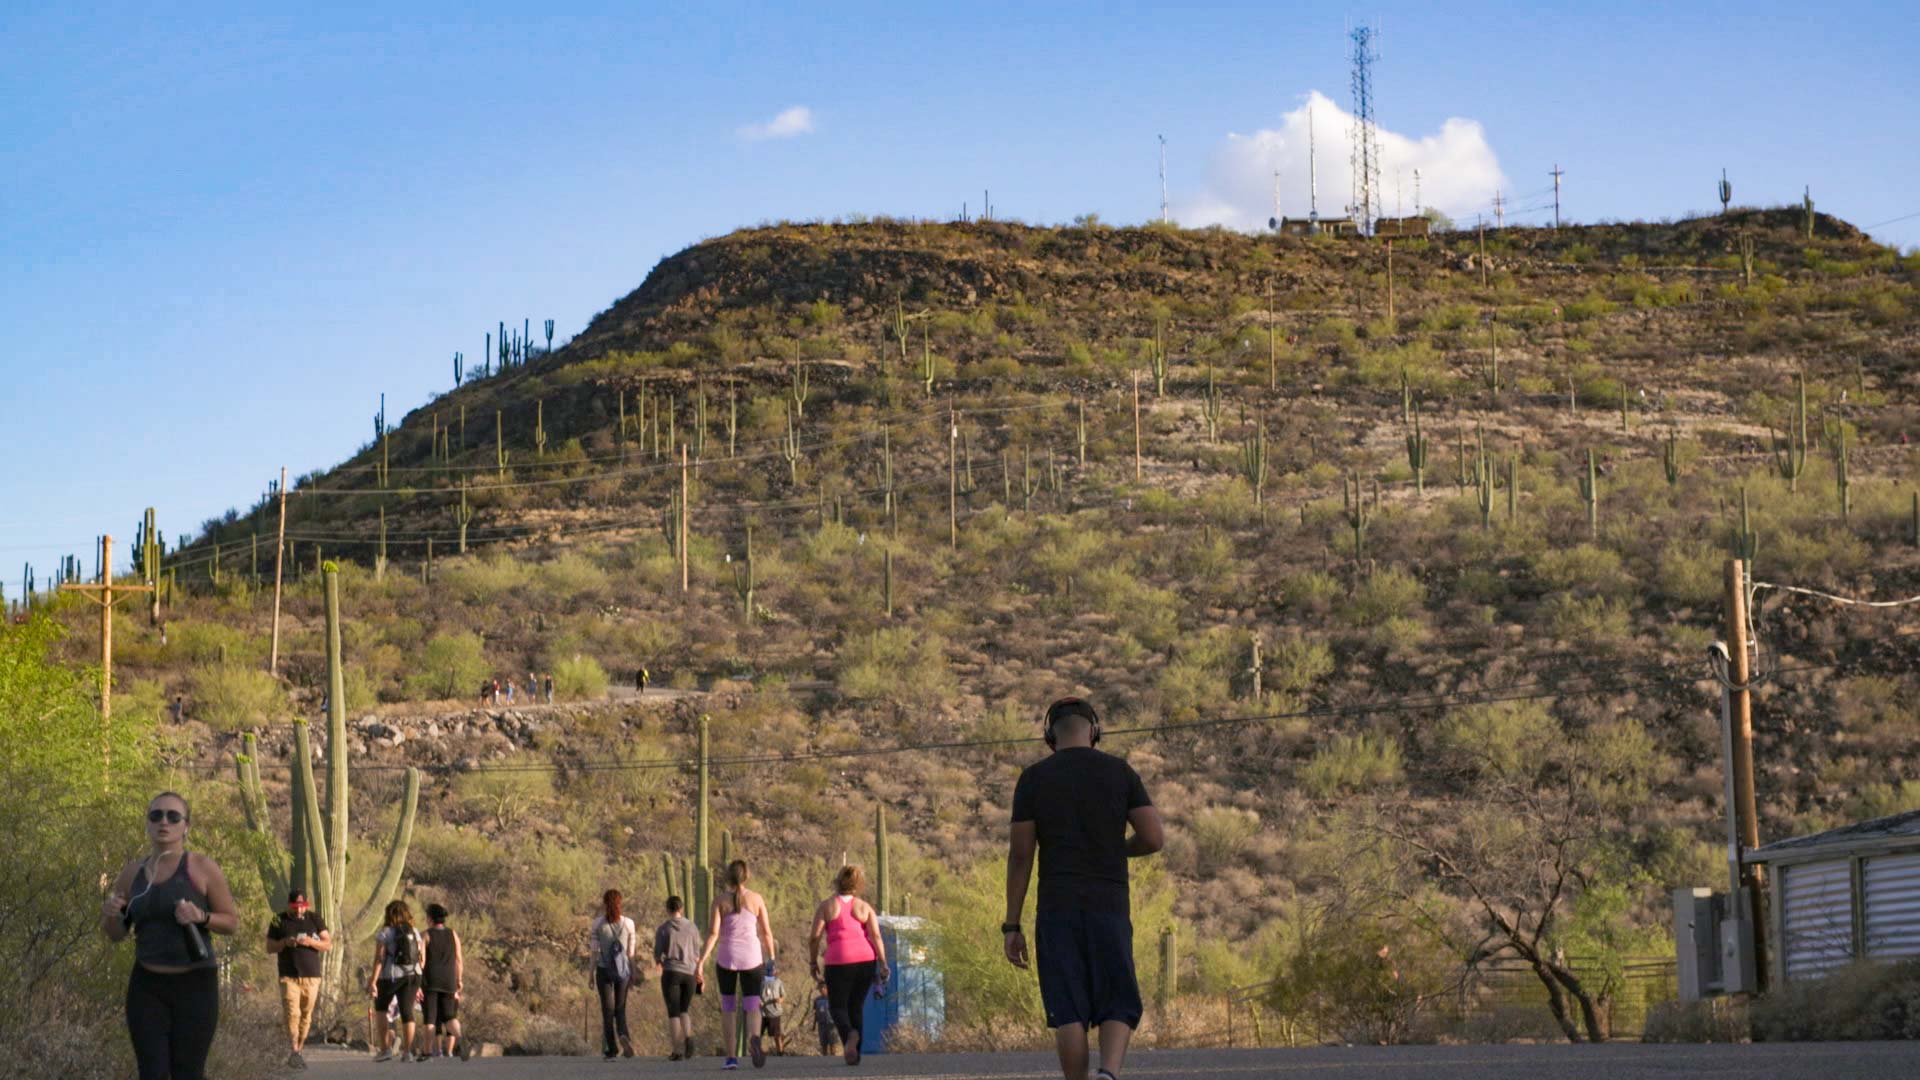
[281,976,321,1045]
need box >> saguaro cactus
[1718,169,1732,215]
[782,405,802,486]
[921,323,937,397]
[1476,454,1494,530]
[495,409,510,479]
[1578,449,1600,539]
[533,400,548,459]
[1405,406,1428,494]
[1200,367,1222,443]
[1836,429,1852,521]
[236,564,419,998]
[1342,473,1375,559]
[1158,924,1180,1010]
[453,481,473,554]
[544,318,555,353]
[1148,317,1169,396]
[732,527,756,622]
[453,351,463,387]
[874,806,891,915]
[1663,430,1682,487]
[790,364,811,418]
[1732,487,1759,566]
[1241,422,1268,506]
[1772,373,1810,493]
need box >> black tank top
[423,926,457,991]
[128,851,217,970]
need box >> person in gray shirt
[653,896,703,1060]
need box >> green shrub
[190,663,287,731]
[1191,806,1262,865]
[1436,700,1556,778]
[1751,960,1920,1040]
[404,632,489,701]
[550,655,608,701]
[1344,568,1427,626]
[835,628,954,705]
[1300,733,1404,797]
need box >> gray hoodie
[653,915,701,976]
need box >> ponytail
[727,859,749,915]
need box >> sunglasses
[147,809,186,824]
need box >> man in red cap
[266,889,332,1069]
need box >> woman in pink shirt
[807,865,890,1066]
[696,860,777,1069]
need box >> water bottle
[183,920,211,964]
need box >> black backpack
[391,927,416,967]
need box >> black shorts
[764,1014,784,1037]
[375,975,420,1022]
[1034,908,1143,1030]
[423,990,458,1029]
[661,972,696,1017]
[716,966,765,998]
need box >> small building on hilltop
[1745,809,1920,985]
[1276,216,1360,238]
[1374,216,1433,240]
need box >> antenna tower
[1348,23,1383,234]
[1308,106,1319,224]
[1158,135,1168,224]
[1550,164,1565,228]
[1270,169,1282,231]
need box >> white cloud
[737,105,815,142]
[1172,91,1507,230]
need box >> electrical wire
[1750,580,1920,609]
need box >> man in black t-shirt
[266,889,332,1068]
[1004,698,1163,1080]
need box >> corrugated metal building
[1746,809,1920,984]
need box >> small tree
[406,632,488,701]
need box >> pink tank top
[715,893,762,971]
[822,895,876,966]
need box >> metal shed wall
[1864,853,1920,960]
[1781,860,1854,981]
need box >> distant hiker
[808,864,889,1066]
[479,680,491,706]
[637,667,650,693]
[490,678,501,705]
[503,680,514,705]
[170,695,185,723]
[422,903,464,1061]
[526,672,538,701]
[697,859,777,1070]
[761,961,789,1056]
[369,900,426,1062]
[654,895,702,1061]
[590,889,638,1059]
[1004,698,1164,1080]
[267,888,331,1070]
[101,792,238,1080]
[543,672,554,704]
[811,980,838,1056]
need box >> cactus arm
[346,766,422,941]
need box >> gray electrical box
[1675,886,1757,1000]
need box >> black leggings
[595,968,630,1055]
[824,962,875,1046]
[127,965,219,1080]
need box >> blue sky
[3,1,1916,588]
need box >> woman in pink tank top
[807,864,890,1066]
[696,860,777,1069]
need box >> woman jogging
[421,903,464,1061]
[369,900,426,1062]
[589,889,638,1059]
[654,895,702,1061]
[808,864,889,1067]
[101,792,239,1080]
[697,859,778,1070]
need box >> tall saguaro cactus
[1578,449,1600,540]
[732,527,756,622]
[1732,487,1759,566]
[237,564,419,999]
[1772,373,1809,493]
[1405,406,1428,494]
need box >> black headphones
[1043,697,1101,749]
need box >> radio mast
[1349,23,1382,234]
[1158,135,1168,224]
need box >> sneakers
[373,1050,393,1063]
[670,1051,684,1061]
[844,1030,860,1066]
[621,1036,636,1059]
[1096,1071,1118,1080]
[723,1057,740,1070]
[286,1050,307,1070]
[685,1037,696,1060]
[749,1035,765,1068]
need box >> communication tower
[1349,23,1383,234]
[1158,135,1168,224]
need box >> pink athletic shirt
[822,895,877,966]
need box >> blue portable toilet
[865,916,946,1053]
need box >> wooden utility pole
[1267,279,1277,391]
[1133,371,1143,481]
[1385,240,1395,327]
[679,444,690,593]
[60,535,151,786]
[1724,557,1767,980]
[1478,221,1488,288]
[948,408,958,548]
[269,467,288,676]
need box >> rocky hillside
[49,207,1920,1046]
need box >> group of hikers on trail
[102,696,1161,1080]
[588,859,892,1071]
[481,672,555,705]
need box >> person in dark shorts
[1004,698,1163,1080]
[760,960,788,1054]
[421,903,464,1060]
[653,895,701,1060]
[101,792,239,1080]
[369,900,426,1062]
[266,888,331,1069]
[811,980,838,1056]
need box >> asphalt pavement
[301,1041,1920,1078]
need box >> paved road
[303,1041,1920,1078]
